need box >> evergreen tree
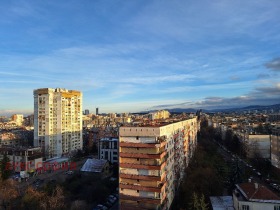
[0,154,11,180]
[188,192,200,210]
[188,193,209,210]
[199,194,209,210]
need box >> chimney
[255,183,258,189]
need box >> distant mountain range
[141,104,280,114]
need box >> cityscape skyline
[0,0,280,116]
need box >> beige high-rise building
[11,114,24,126]
[34,88,83,159]
[119,117,198,210]
[149,110,170,120]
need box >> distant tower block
[96,107,99,115]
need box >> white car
[65,170,74,175]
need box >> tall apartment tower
[119,117,198,210]
[34,88,83,159]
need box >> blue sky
[0,0,280,115]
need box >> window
[275,206,280,210]
[242,205,249,210]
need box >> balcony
[120,173,160,181]
[120,162,166,170]
[119,151,167,159]
[120,194,162,205]
[120,141,167,148]
[119,181,167,193]
[120,171,166,182]
[120,147,161,155]
[119,201,159,210]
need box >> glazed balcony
[119,181,167,193]
[119,151,167,159]
[120,193,167,205]
[119,141,167,149]
[120,171,166,182]
[120,147,165,155]
[120,157,166,167]
[120,161,166,170]
[120,177,162,188]
[119,201,159,210]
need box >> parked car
[109,195,117,201]
[104,201,113,208]
[107,198,115,204]
[65,170,74,175]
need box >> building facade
[119,117,198,210]
[271,129,280,169]
[149,110,170,121]
[0,146,43,173]
[34,88,83,159]
[245,135,271,159]
[98,137,119,164]
[233,183,280,210]
[11,114,24,126]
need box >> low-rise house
[0,146,43,174]
[233,183,280,210]
[80,158,110,175]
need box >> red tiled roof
[237,183,280,201]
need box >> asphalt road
[213,139,279,194]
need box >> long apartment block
[119,117,199,210]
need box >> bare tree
[48,186,65,210]
[0,179,19,209]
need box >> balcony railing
[120,162,167,170]
[119,181,167,193]
[119,151,167,160]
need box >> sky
[0,0,279,115]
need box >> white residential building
[34,88,83,159]
[98,137,119,164]
[233,183,280,210]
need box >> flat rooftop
[123,117,196,127]
[210,196,234,210]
